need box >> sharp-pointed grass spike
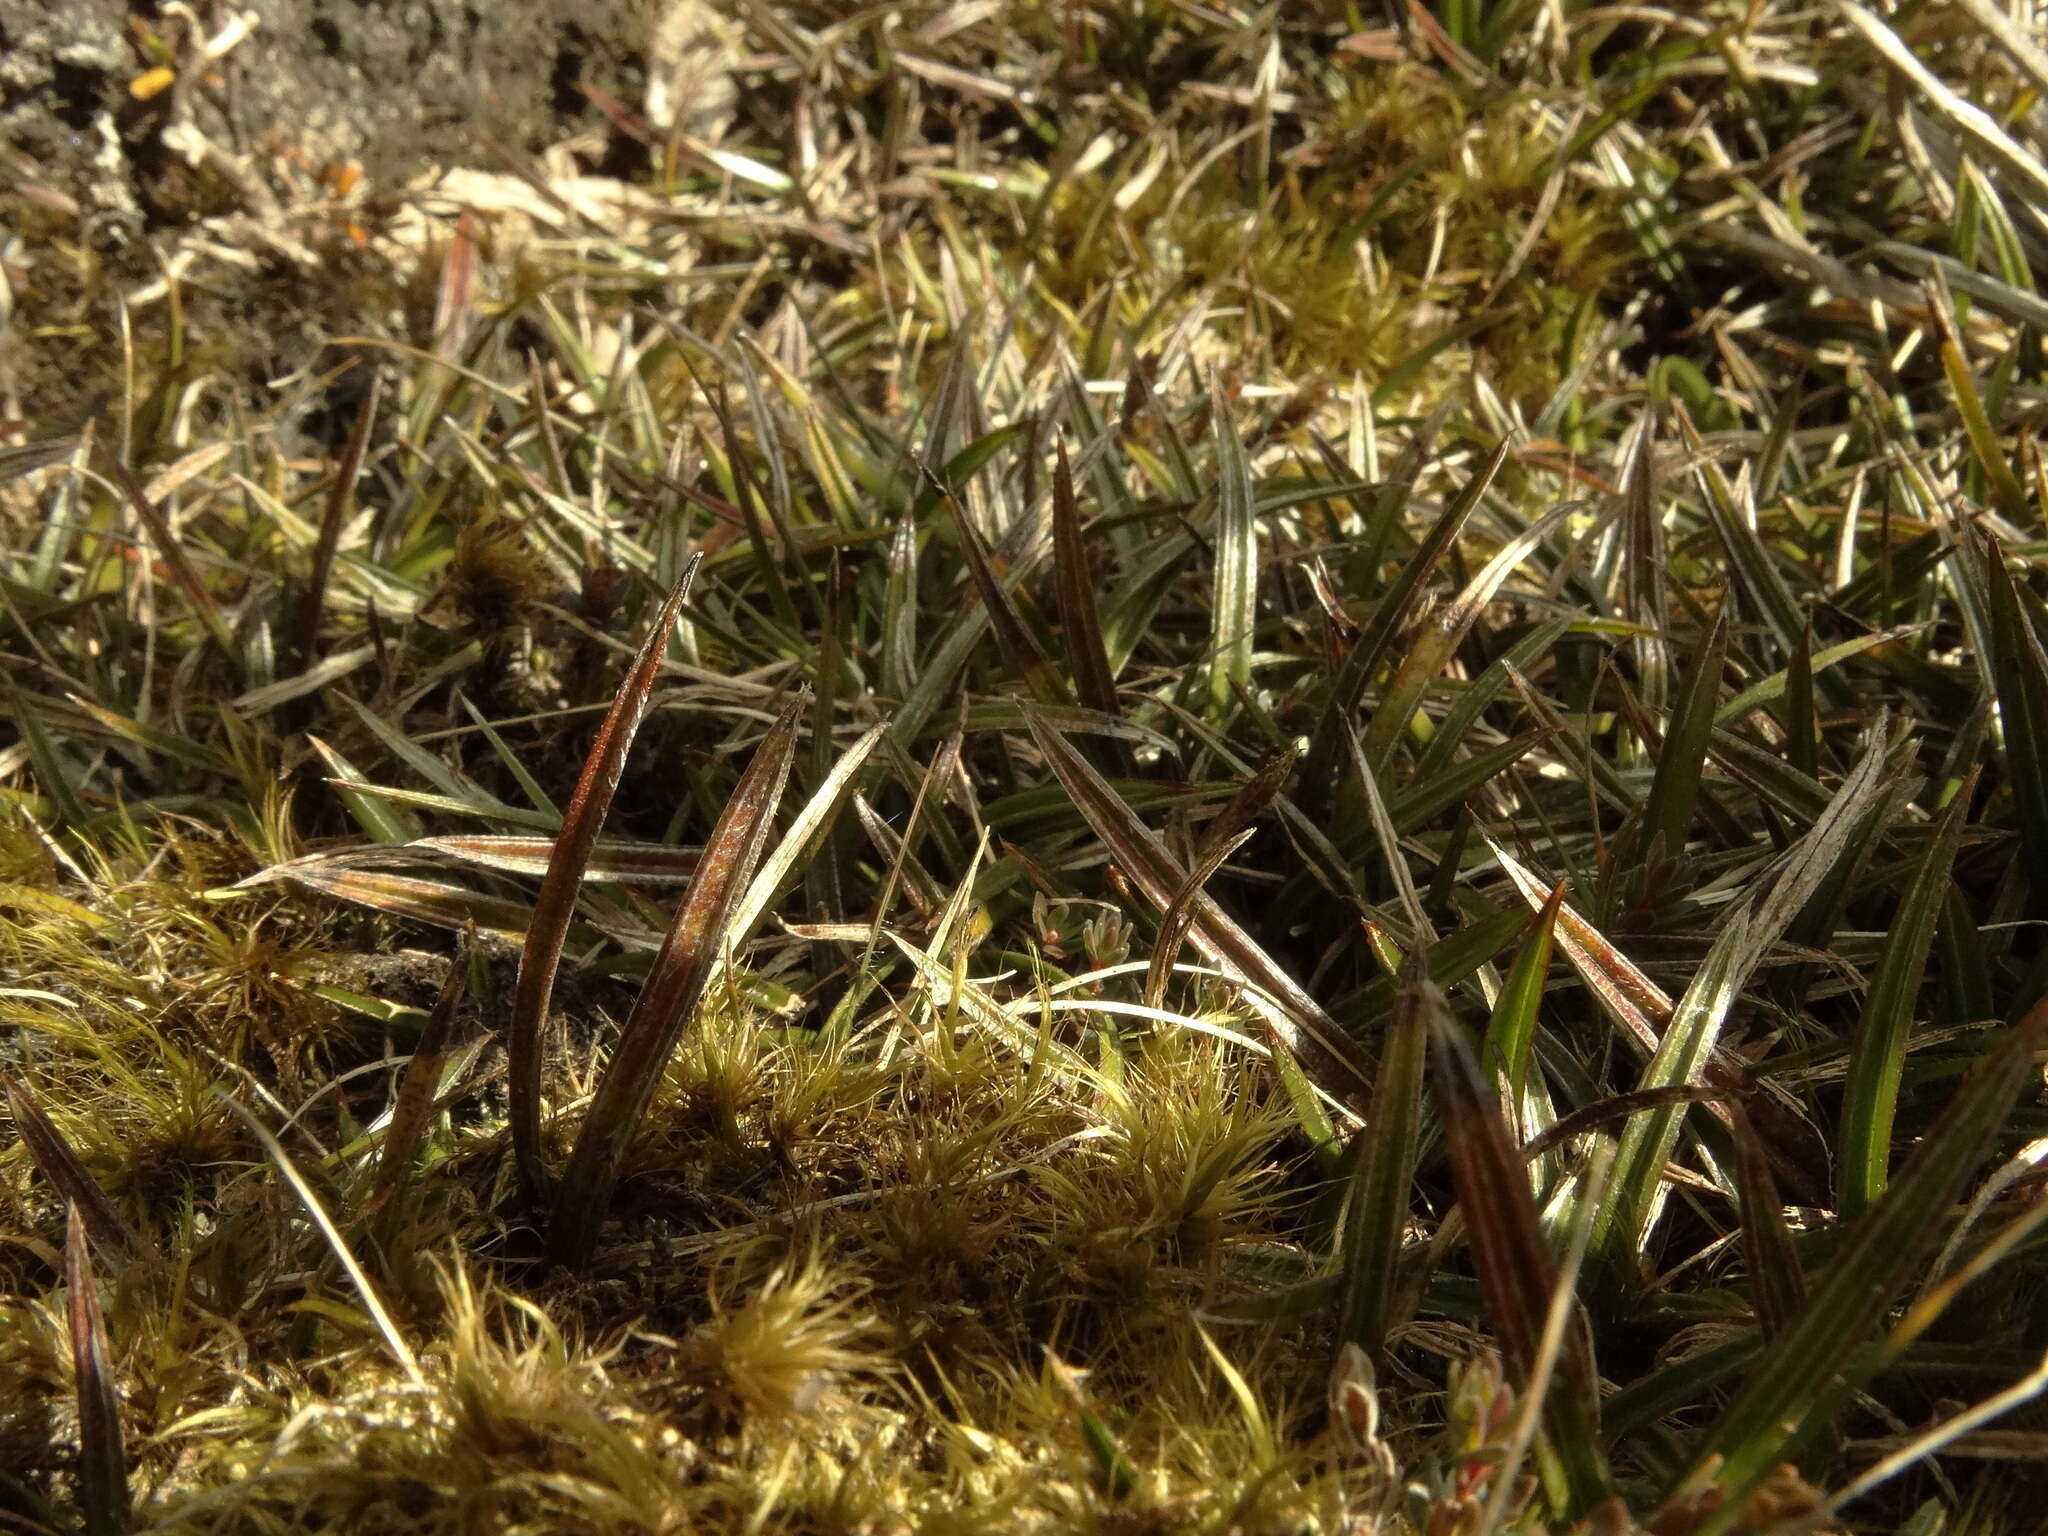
[508,556,700,1205]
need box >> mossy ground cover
[7,2,2048,1531]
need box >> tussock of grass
[9,1,2048,1532]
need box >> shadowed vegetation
[7,1,2048,1531]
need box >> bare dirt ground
[1,0,700,426]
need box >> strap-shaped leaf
[1209,378,1258,711]
[66,1205,128,1536]
[1839,773,1978,1217]
[1590,724,1893,1285]
[1689,997,2048,1517]
[509,558,699,1203]
[1022,704,1374,1112]
[1339,954,1431,1361]
[6,1074,140,1264]
[1359,499,1575,771]
[549,694,806,1265]
[1301,435,1505,808]
[1051,436,1121,718]
[1642,606,1728,860]
[1429,999,1610,1515]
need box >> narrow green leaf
[1271,1040,1342,1177]
[1677,407,1846,707]
[294,370,379,671]
[947,483,1069,707]
[911,422,1035,525]
[458,697,562,824]
[1339,953,1430,1361]
[1981,534,2048,885]
[1302,438,1509,809]
[218,1093,423,1383]
[66,695,235,776]
[725,723,884,949]
[1930,281,2030,528]
[343,695,523,820]
[309,779,560,832]
[1492,841,1678,1063]
[1051,436,1122,720]
[1144,829,1256,1013]
[97,444,240,666]
[1410,618,1573,786]
[1591,726,1892,1284]
[1483,881,1565,1112]
[1359,500,1575,770]
[416,834,700,884]
[1022,705,1374,1112]
[1839,772,1979,1216]
[881,512,920,701]
[307,735,423,845]
[1730,1103,1805,1341]
[1209,378,1258,711]
[1690,998,2048,1519]
[1783,613,1818,781]
[1334,905,1536,1031]
[1643,607,1728,858]
[1389,731,1545,835]
[8,686,89,828]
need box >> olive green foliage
[7,2,2048,1532]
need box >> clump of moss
[7,2,2048,1531]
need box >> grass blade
[1729,1103,1805,1341]
[508,557,699,1204]
[370,928,473,1256]
[263,864,550,941]
[1641,606,1728,861]
[1143,828,1256,1012]
[5,1074,139,1265]
[1209,378,1258,711]
[1051,436,1120,719]
[1981,536,2048,892]
[9,685,91,829]
[1358,499,1575,770]
[412,834,699,883]
[96,445,239,666]
[1338,953,1430,1362]
[1838,0,2048,213]
[1483,880,1565,1115]
[1591,725,1892,1285]
[293,370,380,673]
[549,694,806,1266]
[307,735,423,846]
[1687,998,2048,1519]
[725,723,884,950]
[1492,841,1677,1061]
[1022,704,1374,1111]
[219,1092,422,1383]
[1429,994,1610,1516]
[1839,772,1978,1217]
[1301,437,1507,808]
[1481,1141,1616,1533]
[947,478,1068,707]
[66,1204,128,1536]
